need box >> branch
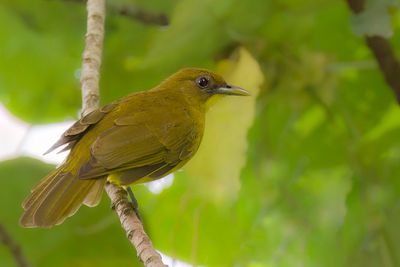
[0,223,30,267]
[80,0,104,116]
[80,1,166,266]
[63,0,169,26]
[347,0,400,104]
[109,4,169,26]
[105,184,167,266]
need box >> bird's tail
[20,166,106,228]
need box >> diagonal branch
[0,223,30,267]
[347,0,400,104]
[80,1,166,266]
[105,184,166,266]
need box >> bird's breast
[152,103,205,162]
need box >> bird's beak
[214,85,250,96]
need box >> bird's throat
[205,94,224,111]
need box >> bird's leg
[126,186,142,221]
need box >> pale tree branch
[80,0,104,116]
[0,223,30,267]
[80,1,167,266]
[105,184,167,266]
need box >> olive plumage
[20,68,249,228]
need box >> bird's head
[158,68,250,103]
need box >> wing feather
[77,108,200,182]
[44,102,117,155]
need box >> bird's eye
[196,76,209,89]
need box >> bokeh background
[1,0,400,266]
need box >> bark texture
[80,1,167,266]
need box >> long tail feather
[22,168,62,210]
[83,179,106,207]
[20,167,105,228]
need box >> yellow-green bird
[20,68,249,228]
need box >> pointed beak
[214,85,250,96]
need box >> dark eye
[196,76,209,88]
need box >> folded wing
[77,109,199,184]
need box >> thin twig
[109,4,169,26]
[0,223,30,267]
[105,183,167,267]
[347,0,400,104]
[62,0,169,26]
[80,0,104,116]
[80,1,167,266]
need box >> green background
[1,0,400,266]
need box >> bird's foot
[126,186,142,221]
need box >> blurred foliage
[0,157,144,267]
[1,0,400,267]
[185,48,263,202]
[351,0,400,38]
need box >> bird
[20,68,249,228]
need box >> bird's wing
[44,102,118,154]
[77,109,199,181]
